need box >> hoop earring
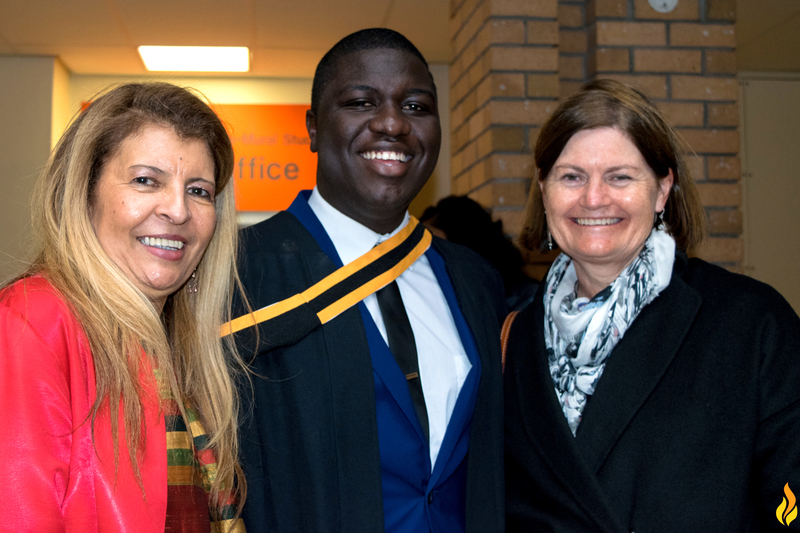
[187,269,198,293]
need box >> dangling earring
[547,230,554,251]
[187,269,198,293]
[656,208,665,230]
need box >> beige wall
[0,56,59,281]
[51,59,71,149]
[739,73,800,313]
[69,75,314,117]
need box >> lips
[137,235,187,262]
[574,218,622,226]
[358,149,415,178]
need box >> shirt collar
[307,186,410,266]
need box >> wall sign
[213,104,317,212]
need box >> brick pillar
[587,0,741,268]
[559,1,589,99]
[449,0,560,241]
[449,0,741,275]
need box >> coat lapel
[510,296,626,533]
[425,245,482,488]
[574,254,702,473]
[288,192,428,445]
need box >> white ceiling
[0,0,797,77]
[0,0,451,77]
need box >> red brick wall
[589,0,740,266]
[449,0,741,273]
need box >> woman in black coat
[505,79,800,532]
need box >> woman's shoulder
[684,257,788,301]
[1,275,82,340]
[681,257,797,320]
[2,275,72,315]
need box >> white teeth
[140,237,184,250]
[360,151,411,163]
[575,218,621,226]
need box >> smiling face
[306,47,441,234]
[90,124,217,310]
[540,126,672,294]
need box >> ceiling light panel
[138,46,249,72]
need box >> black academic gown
[236,207,506,533]
[505,252,800,532]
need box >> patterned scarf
[157,370,245,532]
[544,229,676,435]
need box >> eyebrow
[553,164,639,173]
[337,85,435,99]
[406,87,436,99]
[129,165,214,186]
[187,177,215,187]
[129,164,166,175]
[334,84,376,99]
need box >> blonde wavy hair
[16,82,246,517]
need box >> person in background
[0,82,247,532]
[503,79,800,532]
[235,28,505,533]
[421,195,539,311]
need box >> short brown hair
[518,79,706,252]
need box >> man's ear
[306,110,318,153]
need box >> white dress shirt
[308,187,471,469]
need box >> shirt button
[427,492,434,504]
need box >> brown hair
[15,82,246,517]
[518,79,706,252]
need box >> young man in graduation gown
[234,28,505,533]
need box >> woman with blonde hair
[0,82,247,531]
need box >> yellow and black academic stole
[221,217,432,347]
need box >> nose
[368,103,411,138]
[580,176,609,209]
[157,184,191,225]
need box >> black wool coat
[505,252,800,532]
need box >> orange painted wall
[214,104,317,211]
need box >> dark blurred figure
[421,195,538,311]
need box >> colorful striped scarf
[158,370,245,532]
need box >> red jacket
[0,276,167,532]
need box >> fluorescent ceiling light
[138,46,249,72]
